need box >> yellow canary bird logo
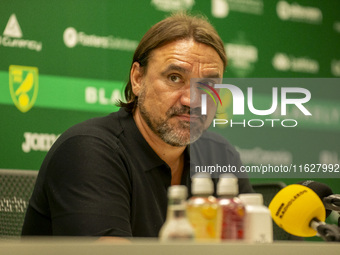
[9,65,39,113]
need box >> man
[22,13,253,237]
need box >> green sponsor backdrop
[1,0,340,234]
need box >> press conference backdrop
[0,1,339,195]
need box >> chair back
[0,169,37,238]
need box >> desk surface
[0,238,339,255]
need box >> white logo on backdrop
[3,14,22,38]
[334,21,340,33]
[212,0,263,18]
[276,1,322,24]
[22,132,60,153]
[63,27,78,48]
[151,0,195,12]
[224,33,258,77]
[236,146,293,166]
[63,27,138,51]
[85,87,122,106]
[320,151,340,165]
[0,14,42,51]
[272,53,319,74]
[331,60,340,77]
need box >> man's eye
[169,75,181,83]
[199,80,216,87]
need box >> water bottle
[238,193,273,243]
[159,185,194,241]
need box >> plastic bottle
[217,174,245,240]
[159,185,195,241]
[238,193,273,243]
[187,174,221,241]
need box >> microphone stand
[324,194,340,211]
[324,195,340,227]
[310,218,340,242]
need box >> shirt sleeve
[44,135,132,237]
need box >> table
[0,238,339,255]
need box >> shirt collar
[116,108,171,172]
[116,108,194,175]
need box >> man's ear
[130,62,144,97]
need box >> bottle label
[221,205,245,240]
[187,202,221,240]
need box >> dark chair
[252,182,302,241]
[0,169,38,238]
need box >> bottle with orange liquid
[187,174,221,241]
[217,174,245,240]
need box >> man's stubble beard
[137,84,205,147]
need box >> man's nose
[180,83,201,109]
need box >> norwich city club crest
[9,65,39,113]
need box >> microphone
[269,184,340,241]
[298,180,340,213]
[268,184,326,237]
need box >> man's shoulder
[68,111,120,134]
[53,109,132,149]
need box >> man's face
[132,39,224,147]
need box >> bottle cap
[217,173,238,196]
[238,193,264,206]
[191,173,214,195]
[168,185,188,199]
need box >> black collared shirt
[22,108,253,237]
